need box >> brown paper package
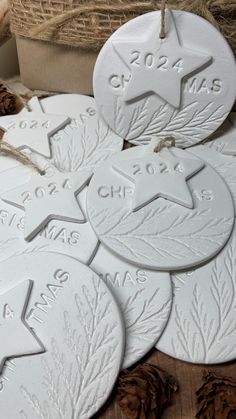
[16,37,98,95]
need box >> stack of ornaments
[0,7,236,419]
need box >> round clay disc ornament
[93,9,236,147]
[90,244,172,368]
[0,157,98,264]
[28,94,124,172]
[157,223,236,364]
[189,144,236,212]
[0,252,124,418]
[87,140,234,270]
[204,113,236,156]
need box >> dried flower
[117,363,178,419]
[0,84,17,116]
[196,371,236,419]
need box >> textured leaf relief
[113,97,227,147]
[0,244,50,264]
[206,160,236,202]
[51,120,122,173]
[89,204,232,264]
[20,278,120,419]
[172,272,194,293]
[171,240,236,363]
[121,288,171,361]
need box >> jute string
[0,141,45,175]
[159,0,166,39]
[154,136,175,153]
[30,1,167,38]
[29,3,155,37]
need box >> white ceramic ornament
[204,113,236,156]
[28,94,124,172]
[93,9,236,147]
[0,252,124,419]
[157,223,236,364]
[189,144,236,212]
[90,244,172,368]
[87,142,234,270]
[0,160,98,264]
[2,158,92,241]
[0,108,70,158]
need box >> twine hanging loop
[154,136,175,153]
[0,141,45,176]
[159,0,167,39]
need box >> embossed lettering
[109,74,131,90]
[98,186,134,199]
[27,269,70,324]
[54,269,70,284]
[101,269,148,287]
[6,120,50,130]
[184,78,222,94]
[21,179,73,204]
[192,189,214,201]
[39,225,81,246]
[0,209,24,231]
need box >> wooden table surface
[96,349,236,419]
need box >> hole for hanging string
[159,0,166,39]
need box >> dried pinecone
[117,363,178,419]
[196,371,236,419]
[0,84,17,116]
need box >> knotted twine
[154,136,176,153]
[0,140,45,175]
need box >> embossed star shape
[1,166,92,241]
[112,147,205,211]
[0,110,70,158]
[112,9,212,108]
[0,280,44,374]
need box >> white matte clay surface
[2,159,92,241]
[91,244,172,368]
[0,161,98,264]
[93,10,236,147]
[189,144,236,212]
[0,108,69,158]
[0,252,124,419]
[204,113,236,155]
[157,224,236,364]
[87,144,234,270]
[29,95,124,172]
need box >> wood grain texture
[95,349,236,419]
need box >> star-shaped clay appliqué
[112,9,212,108]
[0,280,44,374]
[0,110,70,158]
[112,145,205,211]
[1,165,92,241]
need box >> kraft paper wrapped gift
[16,37,97,95]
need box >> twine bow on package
[0,2,236,419]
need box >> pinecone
[117,363,178,419]
[196,371,236,419]
[0,84,17,116]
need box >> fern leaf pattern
[120,287,171,367]
[51,119,123,173]
[113,97,227,147]
[89,202,232,268]
[20,277,121,419]
[158,233,236,363]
